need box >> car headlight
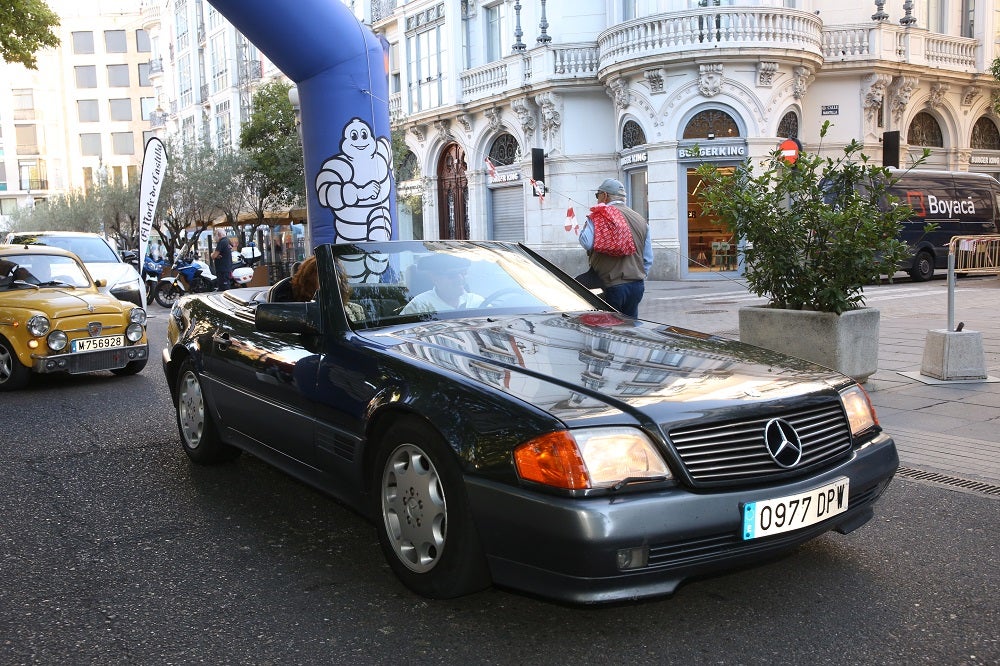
[129,308,147,325]
[515,427,672,490]
[27,315,50,337]
[126,323,145,342]
[840,384,879,437]
[47,330,68,351]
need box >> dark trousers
[602,280,645,319]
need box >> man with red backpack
[578,178,653,318]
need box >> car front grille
[667,402,852,487]
[34,346,148,374]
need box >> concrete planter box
[738,306,880,382]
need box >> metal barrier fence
[946,234,1000,331]
[950,235,1000,275]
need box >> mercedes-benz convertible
[161,240,897,604]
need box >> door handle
[212,327,232,350]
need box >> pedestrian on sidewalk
[578,178,653,318]
[211,228,234,291]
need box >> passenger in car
[290,256,319,301]
[289,255,365,323]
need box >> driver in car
[400,254,484,315]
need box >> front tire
[373,419,491,598]
[175,358,240,464]
[909,250,935,282]
[155,281,181,308]
[0,337,31,391]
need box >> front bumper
[466,433,898,604]
[33,345,148,374]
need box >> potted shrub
[695,122,928,381]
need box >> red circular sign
[779,138,802,164]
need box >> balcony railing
[19,179,48,191]
[822,24,977,71]
[371,0,397,25]
[456,42,602,104]
[149,57,163,75]
[598,8,823,74]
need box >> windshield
[0,253,92,290]
[330,241,600,328]
[7,235,120,263]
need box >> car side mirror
[255,301,322,335]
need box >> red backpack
[589,203,637,257]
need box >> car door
[201,307,320,468]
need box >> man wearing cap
[400,253,485,315]
[579,178,653,318]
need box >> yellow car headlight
[27,315,50,337]
[47,330,68,351]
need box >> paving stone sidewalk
[639,275,1000,487]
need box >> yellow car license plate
[742,477,849,540]
[72,335,125,352]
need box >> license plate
[72,335,125,352]
[742,477,849,540]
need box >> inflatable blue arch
[208,0,397,257]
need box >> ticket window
[687,167,735,272]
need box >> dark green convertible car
[162,240,897,603]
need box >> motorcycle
[154,253,217,308]
[230,245,262,286]
[142,255,168,305]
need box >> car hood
[86,262,139,290]
[366,312,848,426]
[1,288,126,318]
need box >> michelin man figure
[316,117,393,241]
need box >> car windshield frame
[0,252,94,291]
[328,240,605,329]
[7,234,121,264]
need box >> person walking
[210,229,234,291]
[578,178,652,318]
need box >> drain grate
[896,466,1000,497]
[686,309,730,315]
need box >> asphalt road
[1,308,997,665]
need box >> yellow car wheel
[0,337,31,391]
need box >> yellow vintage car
[0,244,148,391]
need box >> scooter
[154,253,217,308]
[142,255,168,305]
[230,245,262,287]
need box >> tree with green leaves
[238,80,304,242]
[1,0,61,70]
[5,189,99,234]
[155,140,230,263]
[696,122,928,314]
[94,180,141,252]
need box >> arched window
[683,109,740,139]
[907,112,944,147]
[777,111,799,139]
[971,117,1000,150]
[622,120,646,149]
[487,133,520,166]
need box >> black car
[162,240,897,604]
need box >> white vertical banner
[137,137,168,267]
